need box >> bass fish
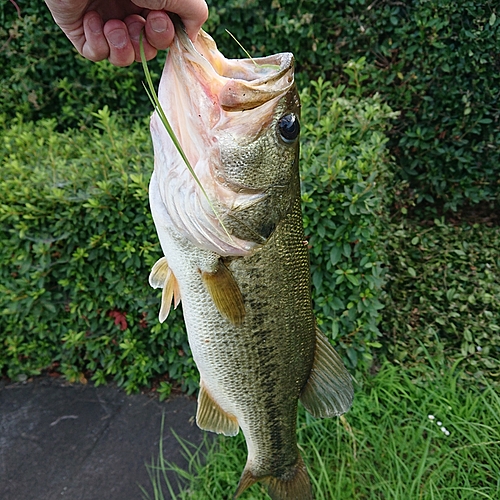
[148,18,353,500]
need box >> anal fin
[196,382,239,437]
[148,256,181,323]
[300,328,354,418]
[201,260,245,325]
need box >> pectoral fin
[196,382,239,436]
[300,328,354,418]
[201,261,245,325]
[149,257,181,323]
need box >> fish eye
[277,113,300,143]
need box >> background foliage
[2,1,499,209]
[0,111,196,393]
[382,215,500,383]
[301,80,396,368]
[1,1,498,390]
[0,83,394,388]
[206,0,500,210]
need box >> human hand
[44,0,208,66]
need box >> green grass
[142,360,500,499]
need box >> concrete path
[0,376,204,500]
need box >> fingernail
[128,21,143,41]
[88,16,102,34]
[107,29,127,49]
[151,17,168,33]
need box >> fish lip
[170,15,294,109]
[171,14,294,74]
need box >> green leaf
[346,273,360,286]
[330,246,342,265]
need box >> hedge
[381,216,500,384]
[0,82,395,390]
[0,110,197,394]
[205,0,500,210]
[300,80,397,368]
[2,1,499,209]
[0,3,166,128]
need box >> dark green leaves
[0,113,198,394]
[382,217,500,382]
[300,79,396,370]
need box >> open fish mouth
[150,18,299,256]
[167,14,294,112]
[178,32,295,112]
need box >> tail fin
[234,454,313,500]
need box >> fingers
[78,2,208,66]
[82,11,109,62]
[81,12,164,65]
[82,12,135,65]
[132,0,208,41]
[126,15,159,62]
[144,10,174,51]
[103,19,136,66]
[173,0,208,41]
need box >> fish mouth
[170,15,294,112]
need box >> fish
[148,17,354,500]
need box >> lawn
[144,360,500,499]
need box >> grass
[142,359,500,499]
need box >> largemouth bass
[148,18,353,500]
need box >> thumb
[131,0,208,39]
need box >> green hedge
[3,1,498,209]
[0,3,166,128]
[300,80,396,368]
[0,110,197,394]
[0,83,395,389]
[381,216,500,383]
[205,0,500,210]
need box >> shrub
[0,109,197,394]
[3,1,498,209]
[301,79,397,369]
[0,81,395,388]
[0,3,165,127]
[205,0,500,210]
[381,216,500,383]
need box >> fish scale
[160,197,313,482]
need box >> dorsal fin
[300,328,354,417]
